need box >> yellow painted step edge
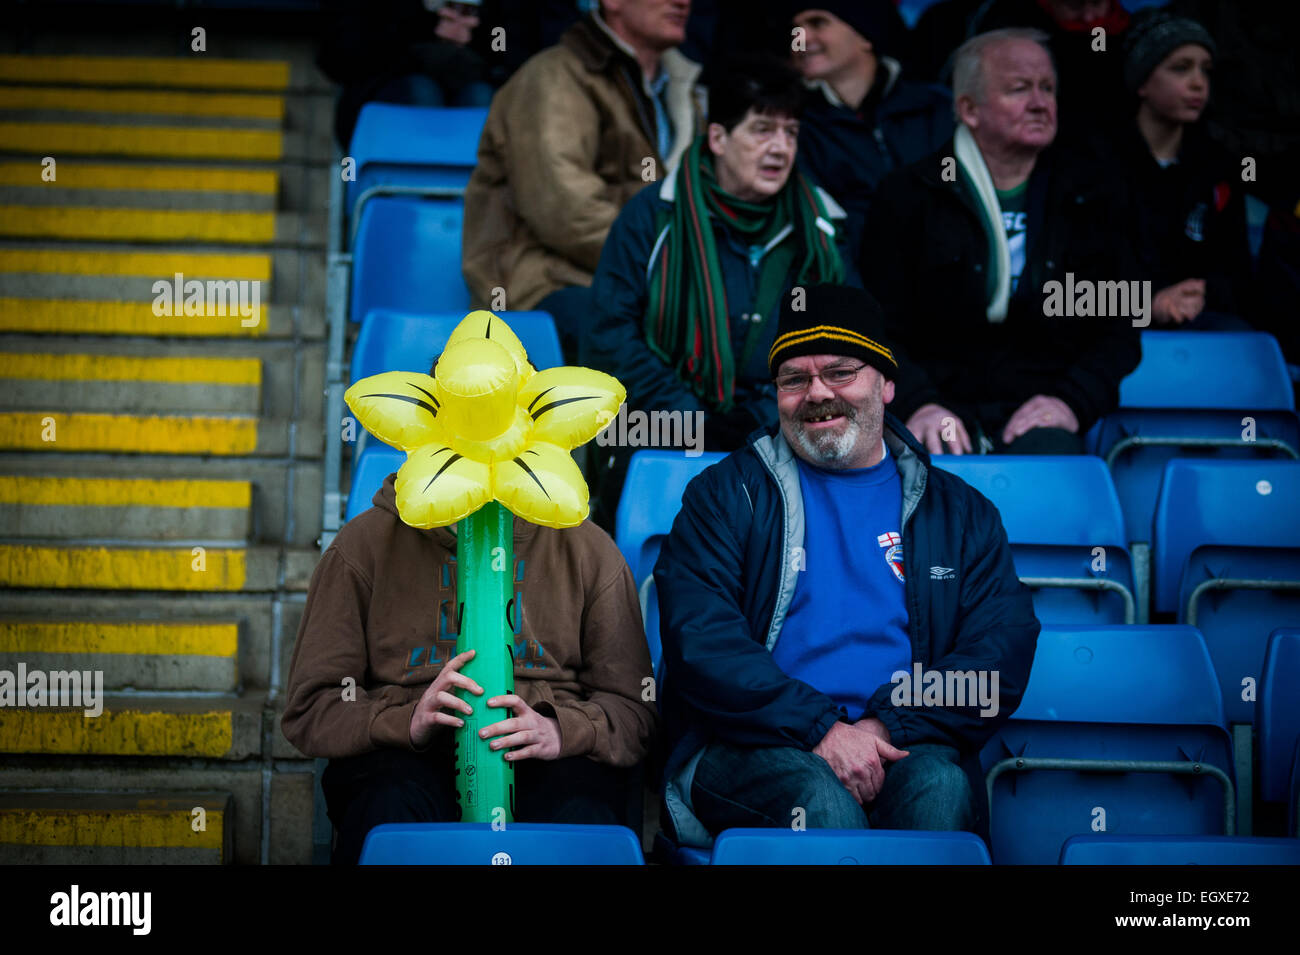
[0,123,283,160]
[0,544,248,591]
[0,207,276,243]
[0,412,258,455]
[0,87,284,121]
[0,708,235,758]
[0,476,250,509]
[0,806,224,850]
[0,621,237,657]
[0,55,290,91]
[0,299,267,337]
[0,161,279,194]
[0,353,261,386]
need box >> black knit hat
[768,284,899,381]
[788,1,900,51]
[1123,10,1216,93]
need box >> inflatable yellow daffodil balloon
[344,310,624,528]
[344,310,625,823]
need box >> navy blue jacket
[654,415,1040,845]
[796,58,954,258]
[581,174,859,437]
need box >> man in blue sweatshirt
[654,283,1040,846]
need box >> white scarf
[954,123,1011,322]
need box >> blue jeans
[691,741,975,833]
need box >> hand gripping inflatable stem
[455,500,515,823]
[342,310,626,825]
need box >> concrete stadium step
[0,55,291,91]
[0,591,307,694]
[0,543,318,592]
[0,246,271,280]
[0,474,253,541]
[0,86,285,121]
[0,351,262,413]
[0,454,325,549]
[0,412,323,457]
[0,691,265,758]
[0,297,320,338]
[0,246,326,321]
[0,761,311,865]
[0,160,278,196]
[0,205,282,244]
[0,791,233,864]
[0,170,279,214]
[0,162,327,222]
[0,120,283,160]
[0,336,321,418]
[0,618,239,693]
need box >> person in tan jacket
[282,472,658,864]
[461,0,704,356]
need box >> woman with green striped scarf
[583,56,859,525]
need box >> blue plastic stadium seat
[614,449,725,674]
[1290,739,1300,837]
[710,829,991,865]
[652,831,711,866]
[932,455,1136,624]
[1091,331,1299,543]
[1059,834,1300,865]
[1152,459,1300,725]
[981,625,1234,865]
[1258,629,1300,805]
[351,197,469,321]
[358,823,644,865]
[345,104,487,228]
[344,445,404,522]
[351,309,563,384]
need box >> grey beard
[794,413,862,466]
[791,384,885,469]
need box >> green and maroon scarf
[643,134,845,411]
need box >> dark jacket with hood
[796,56,955,256]
[282,474,658,767]
[654,415,1040,846]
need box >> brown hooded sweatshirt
[281,475,658,767]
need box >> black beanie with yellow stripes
[768,284,899,382]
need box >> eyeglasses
[773,363,868,393]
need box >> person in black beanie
[788,2,953,259]
[1105,9,1254,330]
[653,281,1039,848]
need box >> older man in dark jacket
[655,284,1039,848]
[861,27,1142,457]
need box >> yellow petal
[445,309,534,386]
[493,442,589,528]
[345,372,445,452]
[396,443,492,528]
[434,338,520,441]
[516,366,626,451]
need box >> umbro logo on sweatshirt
[930,566,956,580]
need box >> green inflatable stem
[455,501,516,823]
